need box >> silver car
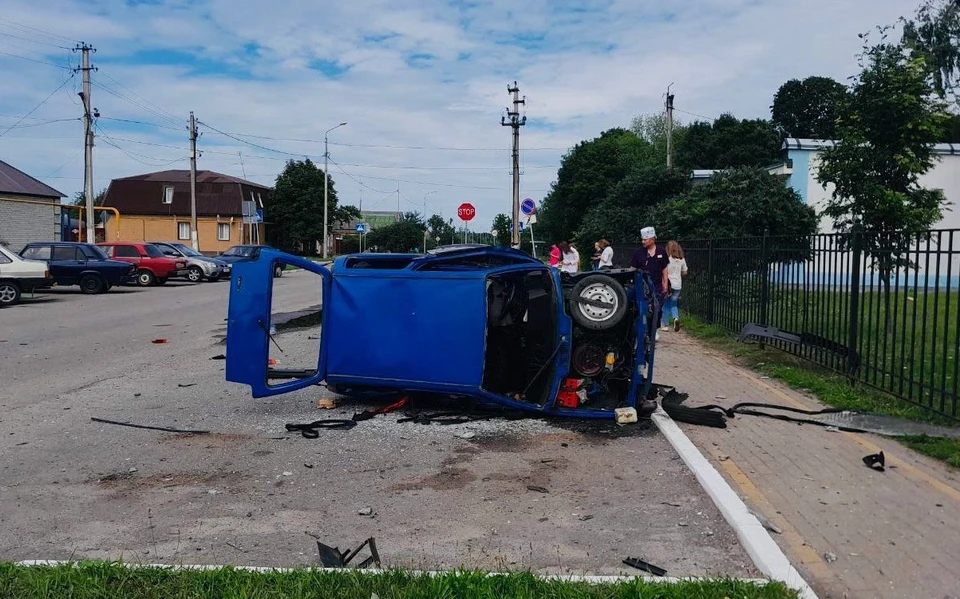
[150,241,229,283]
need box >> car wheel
[156,277,168,285]
[0,281,21,306]
[187,266,204,283]
[274,264,283,278]
[79,274,104,295]
[568,274,628,331]
[137,269,155,286]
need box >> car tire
[137,269,155,286]
[187,266,204,283]
[274,264,283,278]
[0,281,21,307]
[79,274,104,295]
[568,274,628,331]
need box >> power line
[0,73,75,138]
[0,48,72,69]
[199,119,309,157]
[99,116,183,131]
[0,28,72,50]
[0,117,79,131]
[0,17,77,44]
[98,71,182,125]
[92,80,181,127]
[329,158,393,194]
[674,107,714,121]
[43,150,83,178]
[95,123,186,167]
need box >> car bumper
[17,277,51,292]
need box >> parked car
[150,241,229,283]
[217,245,284,278]
[98,242,188,286]
[0,244,51,306]
[19,241,136,294]
[224,245,659,420]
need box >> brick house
[101,170,272,254]
[0,159,66,252]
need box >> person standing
[597,239,614,270]
[630,227,669,341]
[590,242,602,271]
[661,240,688,332]
[548,243,561,268]
[559,241,580,273]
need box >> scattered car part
[567,273,629,331]
[622,557,667,576]
[351,396,409,421]
[285,419,358,437]
[862,451,885,472]
[526,485,549,493]
[312,536,381,569]
[614,407,638,424]
[316,398,337,409]
[90,417,210,435]
[738,323,861,372]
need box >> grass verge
[681,316,960,469]
[0,562,798,599]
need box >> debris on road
[456,431,476,439]
[862,451,885,472]
[310,535,381,569]
[358,507,373,516]
[614,406,638,425]
[824,551,838,563]
[285,419,358,437]
[316,398,337,410]
[210,354,226,360]
[177,383,197,388]
[527,485,549,493]
[578,514,594,521]
[151,338,169,344]
[623,557,667,576]
[90,417,210,435]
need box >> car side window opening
[114,245,140,258]
[0,252,11,264]
[143,245,165,258]
[22,246,51,260]
[52,246,79,261]
[81,245,108,260]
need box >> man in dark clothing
[630,226,669,340]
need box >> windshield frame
[171,243,202,257]
[80,244,110,260]
[143,244,166,258]
[222,246,255,257]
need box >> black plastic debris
[862,451,885,472]
[177,383,197,388]
[526,485,549,493]
[313,536,381,569]
[91,417,209,435]
[285,420,357,438]
[623,557,667,576]
[210,354,226,360]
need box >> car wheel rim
[139,274,151,284]
[577,282,618,323]
[0,286,15,302]
[188,269,201,282]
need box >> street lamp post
[323,121,347,259]
[423,190,437,253]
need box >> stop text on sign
[458,203,476,221]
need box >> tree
[70,188,107,207]
[268,159,359,254]
[427,214,455,247]
[816,31,950,288]
[629,113,688,164]
[902,0,960,102]
[537,128,656,243]
[650,167,818,242]
[491,213,512,246]
[366,212,426,253]
[674,114,781,170]
[771,76,849,139]
[576,166,690,246]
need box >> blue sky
[0,0,914,228]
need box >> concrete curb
[15,560,772,586]
[651,406,819,599]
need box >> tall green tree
[576,166,690,246]
[366,212,426,253]
[816,30,950,286]
[537,128,656,244]
[491,213,512,246]
[903,0,960,101]
[269,159,359,254]
[771,76,849,139]
[629,113,688,164]
[427,214,455,247]
[674,114,781,170]
[70,188,107,207]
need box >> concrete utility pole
[74,43,96,243]
[188,111,199,251]
[665,83,675,169]
[501,82,526,249]
[323,122,347,259]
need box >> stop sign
[457,202,476,221]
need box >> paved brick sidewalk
[653,331,960,599]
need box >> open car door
[225,249,330,397]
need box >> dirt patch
[90,471,242,490]
[390,467,477,492]
[468,434,534,453]
[160,432,261,447]
[442,445,481,467]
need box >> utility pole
[396,182,400,214]
[665,83,675,169]
[188,112,199,251]
[501,81,526,249]
[74,43,96,243]
[323,122,347,259]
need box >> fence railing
[615,230,960,420]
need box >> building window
[218,223,230,241]
[163,185,174,204]
[178,222,191,240]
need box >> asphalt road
[0,271,758,577]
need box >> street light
[323,121,348,259]
[423,190,438,252]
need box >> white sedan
[0,244,51,307]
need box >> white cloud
[0,0,920,229]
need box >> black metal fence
[616,230,960,420]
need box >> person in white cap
[630,226,670,340]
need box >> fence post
[759,229,770,349]
[847,227,862,378]
[707,239,715,323]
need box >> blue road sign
[255,209,263,223]
[518,221,525,231]
[356,223,367,234]
[520,198,536,216]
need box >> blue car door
[50,245,85,285]
[225,249,331,398]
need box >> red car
[98,242,188,286]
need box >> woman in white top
[661,240,688,331]
[597,238,614,269]
[558,241,580,273]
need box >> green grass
[0,562,798,599]
[681,316,960,468]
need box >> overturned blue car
[225,245,659,420]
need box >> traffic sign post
[355,222,368,253]
[458,203,475,245]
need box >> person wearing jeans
[661,240,688,331]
